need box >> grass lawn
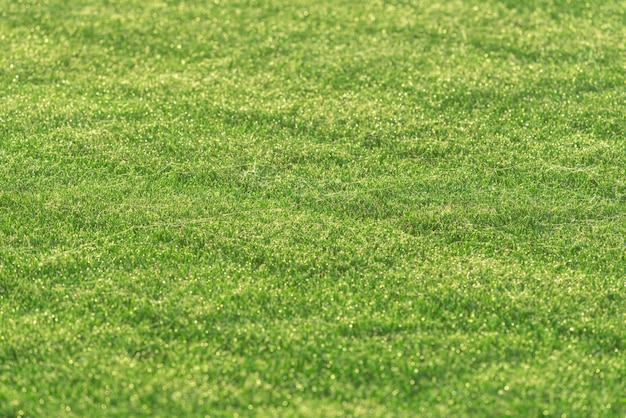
[1,0,625,416]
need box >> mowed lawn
[1,0,625,416]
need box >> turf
[1,0,625,416]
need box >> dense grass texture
[1,0,625,416]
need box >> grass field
[1,0,625,416]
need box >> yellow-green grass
[1,0,625,416]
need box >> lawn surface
[1,0,625,416]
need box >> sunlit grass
[1,0,625,416]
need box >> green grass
[1,0,625,416]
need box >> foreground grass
[1,0,625,416]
